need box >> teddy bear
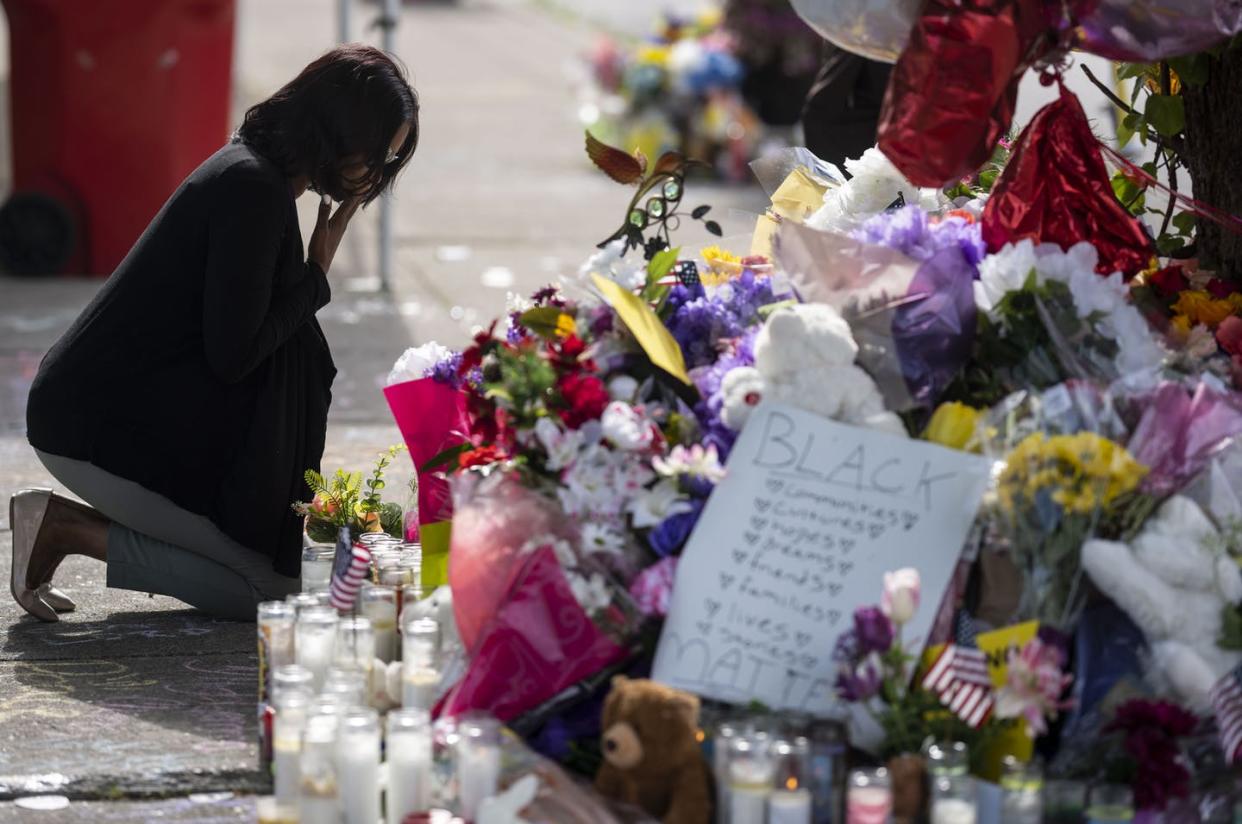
[594,676,713,824]
[720,303,907,437]
[1081,495,1242,711]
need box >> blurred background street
[0,0,1115,817]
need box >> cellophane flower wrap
[439,470,640,723]
[981,382,1155,630]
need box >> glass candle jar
[1086,784,1134,824]
[301,545,335,593]
[1000,757,1043,824]
[455,713,502,822]
[285,592,322,613]
[930,774,977,824]
[386,708,433,824]
[299,714,339,824]
[1044,779,1087,824]
[712,719,741,820]
[295,606,338,693]
[322,665,367,708]
[333,616,375,678]
[769,738,813,824]
[272,689,311,808]
[728,735,775,824]
[807,718,847,824]
[337,707,381,824]
[361,584,399,663]
[257,602,296,703]
[847,768,893,824]
[402,615,442,710]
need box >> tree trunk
[1181,41,1242,281]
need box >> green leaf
[1172,211,1197,235]
[1168,54,1210,86]
[691,205,711,219]
[519,306,570,339]
[757,299,797,318]
[1156,235,1187,256]
[1116,62,1150,81]
[1145,94,1185,136]
[704,220,723,237]
[1116,112,1142,148]
[420,442,471,473]
[647,247,680,284]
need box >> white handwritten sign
[652,402,991,717]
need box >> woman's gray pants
[36,449,299,620]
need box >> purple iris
[648,498,706,557]
[835,656,882,702]
[853,206,986,266]
[853,606,895,655]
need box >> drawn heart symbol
[869,523,886,539]
[750,516,769,531]
[696,621,713,637]
[827,609,842,625]
[795,632,812,647]
[829,582,843,597]
[839,561,854,577]
[801,655,818,670]
[823,558,836,572]
[732,550,748,565]
[840,538,856,553]
[754,498,772,513]
[765,479,785,494]
[704,599,722,618]
[903,512,919,531]
[744,531,761,546]
[720,573,736,590]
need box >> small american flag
[1211,664,1242,763]
[922,612,994,728]
[329,531,372,612]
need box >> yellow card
[770,167,830,221]
[751,212,780,260]
[592,273,691,385]
[419,520,452,590]
[923,621,1040,779]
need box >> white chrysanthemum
[579,522,626,556]
[975,239,1042,313]
[386,341,453,386]
[628,478,693,529]
[567,569,613,612]
[653,444,727,483]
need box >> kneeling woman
[11,45,419,621]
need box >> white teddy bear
[721,303,906,437]
[1082,495,1242,711]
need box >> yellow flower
[1172,290,1235,328]
[636,45,670,67]
[997,432,1147,516]
[700,245,743,285]
[923,402,983,452]
[1169,314,1192,337]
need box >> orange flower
[1172,290,1236,328]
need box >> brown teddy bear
[594,676,714,824]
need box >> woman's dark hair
[236,44,419,204]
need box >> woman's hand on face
[308,194,361,274]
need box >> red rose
[1219,316,1242,357]
[1147,265,1189,299]
[558,334,587,361]
[557,372,610,428]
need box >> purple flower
[853,206,986,266]
[832,629,859,664]
[427,351,464,386]
[853,606,895,655]
[664,270,780,369]
[647,498,705,557]
[689,326,760,461]
[835,655,882,702]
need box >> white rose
[628,479,693,529]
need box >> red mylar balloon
[981,84,1154,279]
[877,0,1053,188]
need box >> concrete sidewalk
[0,0,763,817]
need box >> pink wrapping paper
[438,546,629,722]
[383,378,470,526]
[1127,381,1242,496]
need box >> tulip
[923,401,982,452]
[882,568,920,626]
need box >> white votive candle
[272,691,310,808]
[299,714,339,824]
[728,742,774,824]
[402,667,441,711]
[933,798,978,824]
[362,584,399,663]
[769,788,813,824]
[337,708,381,824]
[456,713,502,821]
[387,708,433,824]
[295,606,338,692]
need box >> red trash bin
[0,0,236,276]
